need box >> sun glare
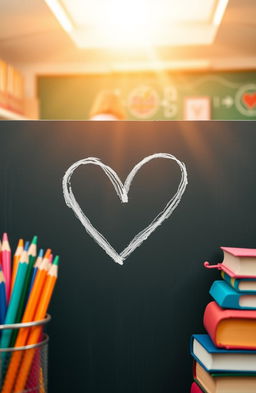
[44,0,229,48]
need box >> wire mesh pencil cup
[0,314,51,393]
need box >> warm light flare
[44,0,229,48]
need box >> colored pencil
[25,347,40,393]
[13,257,59,393]
[9,237,37,347]
[43,249,51,259]
[29,249,44,295]
[10,239,24,295]
[0,250,29,365]
[1,255,51,393]
[39,367,46,393]
[24,241,30,251]
[0,240,2,266]
[1,233,11,303]
[14,236,37,321]
[0,266,7,325]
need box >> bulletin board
[1,121,256,393]
[38,71,256,120]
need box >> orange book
[203,301,256,349]
[194,362,256,393]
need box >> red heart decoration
[243,93,256,109]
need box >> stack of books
[190,247,256,393]
[0,59,24,115]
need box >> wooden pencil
[1,233,11,303]
[13,256,59,393]
[0,240,2,266]
[24,241,30,251]
[0,250,29,365]
[0,266,7,325]
[10,239,24,295]
[29,249,44,295]
[43,249,51,259]
[10,237,38,347]
[14,236,37,322]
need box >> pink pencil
[0,240,2,266]
[2,233,11,303]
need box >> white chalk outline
[62,153,188,266]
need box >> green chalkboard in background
[38,71,256,120]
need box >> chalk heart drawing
[62,153,188,266]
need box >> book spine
[203,302,219,346]
[210,281,241,309]
[191,382,204,393]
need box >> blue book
[191,334,256,374]
[210,280,256,309]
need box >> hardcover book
[204,247,256,278]
[221,271,256,292]
[191,381,204,393]
[194,361,256,393]
[210,280,256,309]
[191,334,256,373]
[203,301,256,349]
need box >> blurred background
[0,0,256,120]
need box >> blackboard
[38,71,256,120]
[0,121,256,393]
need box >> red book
[203,301,256,349]
[191,381,204,392]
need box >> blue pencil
[24,241,30,251]
[0,267,7,325]
[28,248,44,295]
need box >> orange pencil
[13,257,59,393]
[10,239,24,294]
[1,255,51,393]
[43,249,51,259]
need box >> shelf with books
[0,107,30,120]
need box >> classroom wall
[37,70,256,120]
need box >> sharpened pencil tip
[2,233,8,241]
[44,249,52,259]
[24,241,30,251]
[38,249,44,258]
[18,239,24,248]
[53,256,59,266]
[31,236,38,245]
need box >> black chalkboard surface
[0,121,256,393]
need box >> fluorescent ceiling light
[44,0,229,48]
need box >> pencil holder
[0,314,51,393]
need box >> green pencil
[10,236,37,346]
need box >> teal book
[221,271,256,293]
[210,280,256,309]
